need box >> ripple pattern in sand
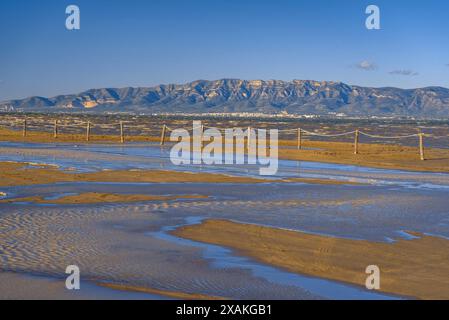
[0,203,319,299]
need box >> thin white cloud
[389,70,419,76]
[355,60,377,71]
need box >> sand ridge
[173,219,449,300]
[0,162,265,187]
[0,161,363,187]
[0,192,209,205]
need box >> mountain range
[1,79,449,118]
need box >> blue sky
[0,0,448,100]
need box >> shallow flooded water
[1,141,449,189]
[153,217,400,300]
[1,141,449,299]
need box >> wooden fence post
[120,121,124,144]
[354,129,359,155]
[297,128,302,150]
[201,124,205,147]
[22,118,27,137]
[419,133,425,161]
[160,124,167,145]
[86,121,91,142]
[53,120,58,139]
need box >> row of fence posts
[22,118,126,144]
[17,119,427,160]
[160,125,426,161]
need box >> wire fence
[1,116,448,161]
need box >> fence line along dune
[1,115,449,172]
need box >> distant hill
[1,79,449,118]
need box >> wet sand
[0,271,223,300]
[0,272,171,300]
[0,161,360,187]
[99,283,227,300]
[0,192,208,205]
[1,202,320,300]
[173,219,449,300]
[0,161,265,187]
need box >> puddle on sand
[150,217,403,300]
[43,192,79,201]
